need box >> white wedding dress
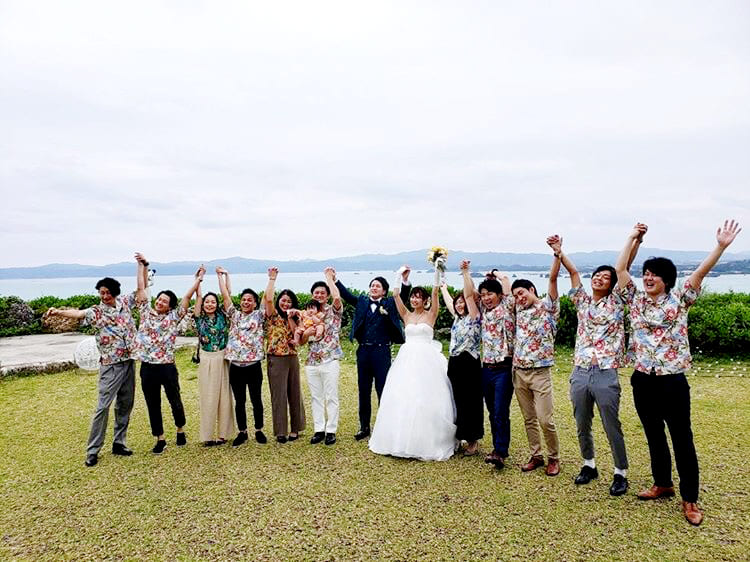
[369,323,457,461]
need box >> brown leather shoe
[484,451,505,468]
[637,485,676,500]
[464,441,479,457]
[682,501,704,526]
[521,455,545,472]
[545,458,560,476]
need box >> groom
[336,268,411,440]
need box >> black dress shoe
[609,474,629,496]
[276,435,288,444]
[255,430,267,444]
[354,427,370,441]
[310,432,325,444]
[324,433,337,446]
[111,444,133,456]
[232,432,248,447]
[85,454,98,467]
[574,465,598,485]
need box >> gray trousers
[569,365,628,470]
[86,359,136,455]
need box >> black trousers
[140,362,187,437]
[229,362,264,431]
[356,344,391,430]
[448,351,484,441]
[631,370,700,502]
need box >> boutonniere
[378,305,388,315]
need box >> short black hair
[511,279,537,295]
[305,300,322,311]
[642,257,677,292]
[156,290,178,310]
[310,281,330,296]
[370,276,389,294]
[95,277,121,297]
[240,288,259,306]
[478,278,503,296]
[275,289,299,318]
[592,265,618,294]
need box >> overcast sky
[2,1,749,268]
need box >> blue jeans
[482,363,514,457]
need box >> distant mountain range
[2,249,750,279]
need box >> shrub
[0,296,37,337]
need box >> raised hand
[716,219,741,249]
[547,235,562,254]
[215,266,228,275]
[134,252,148,265]
[324,266,336,280]
[401,265,411,282]
[268,267,279,280]
[196,265,206,281]
[460,259,470,271]
[630,223,648,241]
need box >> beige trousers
[198,350,235,442]
[513,366,560,460]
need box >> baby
[292,301,326,345]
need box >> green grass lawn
[1,344,749,560]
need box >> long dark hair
[201,291,226,318]
[275,289,299,319]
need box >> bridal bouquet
[427,246,448,272]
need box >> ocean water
[1,271,749,300]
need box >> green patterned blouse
[195,313,229,352]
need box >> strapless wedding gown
[369,323,457,461]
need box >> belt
[483,358,512,368]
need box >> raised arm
[461,260,480,319]
[324,267,342,310]
[264,267,278,316]
[687,220,742,289]
[335,279,358,306]
[626,226,646,271]
[134,252,148,303]
[616,223,648,289]
[184,266,203,314]
[216,267,232,313]
[193,264,206,319]
[547,235,580,289]
[428,265,441,324]
[399,266,412,301]
[440,282,455,318]
[546,237,561,301]
[393,270,410,321]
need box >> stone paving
[0,333,196,375]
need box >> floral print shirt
[449,314,481,359]
[480,295,516,364]
[82,293,138,366]
[513,295,559,368]
[224,307,265,364]
[569,285,626,369]
[195,312,229,352]
[618,279,700,375]
[306,304,344,366]
[134,301,188,364]
[265,312,296,356]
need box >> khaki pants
[267,355,306,437]
[513,366,559,460]
[198,350,235,442]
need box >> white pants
[305,360,340,433]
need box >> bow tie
[370,299,381,305]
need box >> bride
[369,264,457,461]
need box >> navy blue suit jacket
[335,280,409,345]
